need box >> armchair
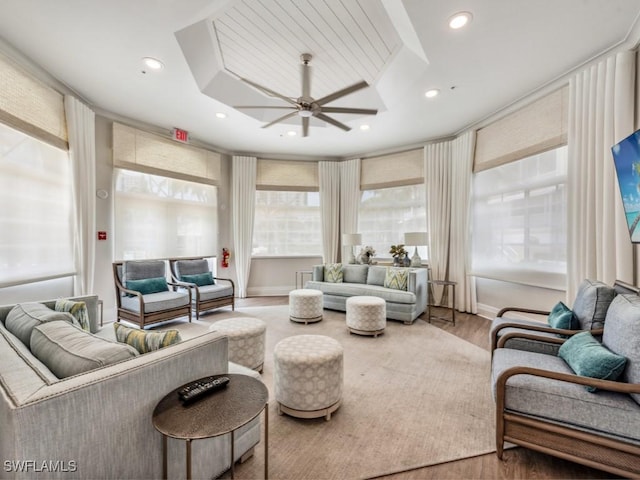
[169,258,234,319]
[113,260,191,328]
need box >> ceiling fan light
[298,109,313,117]
[449,12,472,29]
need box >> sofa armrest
[312,265,324,282]
[408,268,428,315]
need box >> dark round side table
[152,373,269,479]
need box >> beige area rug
[169,306,496,479]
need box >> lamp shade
[404,231,428,246]
[342,233,362,246]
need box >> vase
[403,255,411,267]
[393,256,402,267]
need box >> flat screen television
[612,129,640,242]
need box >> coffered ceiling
[1,0,640,158]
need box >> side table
[295,270,313,289]
[427,279,457,326]
[152,373,268,480]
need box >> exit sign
[172,127,189,143]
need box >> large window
[359,184,427,260]
[114,169,217,259]
[253,190,322,256]
[471,146,567,288]
[0,123,74,285]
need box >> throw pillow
[324,263,344,283]
[113,322,181,354]
[55,299,90,331]
[547,301,578,333]
[384,267,408,291]
[180,272,215,287]
[5,303,76,347]
[558,331,627,392]
[125,277,168,295]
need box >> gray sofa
[0,294,260,479]
[305,264,428,324]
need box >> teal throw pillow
[125,277,168,295]
[547,301,578,333]
[180,272,215,286]
[384,267,408,291]
[324,263,343,283]
[558,331,627,392]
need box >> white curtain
[425,142,452,304]
[64,95,96,295]
[319,161,340,263]
[567,50,636,301]
[450,131,477,313]
[340,158,360,262]
[232,156,256,298]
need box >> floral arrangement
[389,244,407,258]
[356,246,376,264]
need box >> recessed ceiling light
[360,124,370,131]
[215,112,227,119]
[142,57,164,70]
[425,89,440,98]
[287,130,297,136]
[448,12,472,29]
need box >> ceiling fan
[234,53,377,137]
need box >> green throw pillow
[558,331,627,392]
[324,263,343,283]
[125,277,168,295]
[384,267,408,291]
[55,299,90,331]
[547,301,578,334]
[113,322,181,354]
[180,272,215,286]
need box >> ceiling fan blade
[262,111,299,129]
[321,107,378,115]
[302,116,309,137]
[314,112,351,131]
[315,80,370,106]
[240,77,298,106]
[234,106,296,110]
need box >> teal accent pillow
[125,277,168,295]
[558,331,627,392]
[384,267,408,291]
[180,272,215,286]
[547,301,578,333]
[324,263,343,283]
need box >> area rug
[169,306,496,479]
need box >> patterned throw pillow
[55,299,90,331]
[324,263,344,283]
[113,322,181,354]
[384,267,408,291]
[180,272,215,286]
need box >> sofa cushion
[181,272,215,286]
[547,301,578,332]
[342,265,368,284]
[324,263,343,283]
[384,267,408,291]
[113,322,181,354]
[174,259,209,276]
[366,266,386,286]
[30,320,139,379]
[5,303,76,346]
[126,277,168,295]
[559,331,627,392]
[306,281,416,304]
[602,294,640,405]
[571,279,616,330]
[195,284,234,301]
[120,290,190,313]
[55,298,90,331]
[123,260,166,282]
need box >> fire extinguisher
[221,248,230,268]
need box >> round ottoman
[209,317,266,372]
[273,335,343,421]
[346,296,386,337]
[289,289,323,324]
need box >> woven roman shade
[112,122,221,184]
[474,85,568,172]
[0,53,68,149]
[256,158,318,191]
[360,148,424,190]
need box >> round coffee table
[152,374,268,479]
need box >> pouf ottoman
[209,317,266,372]
[346,296,386,337]
[273,334,343,421]
[289,289,323,324]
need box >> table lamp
[404,232,428,267]
[342,233,362,264]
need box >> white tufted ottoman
[208,317,266,372]
[346,296,386,337]
[273,335,343,421]
[289,289,323,324]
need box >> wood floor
[235,296,618,480]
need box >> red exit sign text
[172,128,189,143]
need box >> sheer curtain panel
[340,159,360,261]
[319,161,340,263]
[232,156,256,298]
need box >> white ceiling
[1,0,640,159]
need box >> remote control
[178,376,230,404]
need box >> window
[253,190,322,256]
[0,123,74,285]
[114,169,217,259]
[358,184,427,260]
[471,146,567,288]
